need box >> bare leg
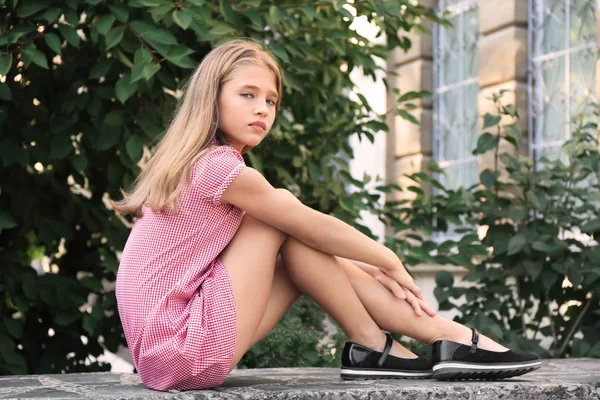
[245,255,301,350]
[222,213,505,374]
[279,237,416,358]
[337,257,507,352]
[219,214,289,370]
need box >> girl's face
[217,64,279,153]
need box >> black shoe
[340,332,433,380]
[432,328,542,380]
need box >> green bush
[387,91,600,358]
[0,0,442,373]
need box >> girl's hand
[374,271,436,317]
[381,265,424,301]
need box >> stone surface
[390,153,432,201]
[478,26,528,88]
[479,0,528,35]
[392,59,434,109]
[393,108,433,158]
[391,18,434,66]
[0,359,599,399]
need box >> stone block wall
[386,0,599,311]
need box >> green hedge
[0,0,440,373]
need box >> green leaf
[427,160,444,174]
[72,153,88,172]
[83,314,97,335]
[58,25,80,48]
[473,133,499,155]
[508,205,526,223]
[0,211,17,230]
[43,32,62,55]
[125,135,143,162]
[270,45,289,64]
[300,6,317,19]
[105,26,125,50]
[532,241,559,254]
[541,269,558,290]
[395,109,419,125]
[209,21,236,36]
[142,62,160,80]
[397,90,432,102]
[220,0,236,24]
[89,59,112,79]
[17,1,47,17]
[173,9,193,29]
[307,159,320,181]
[142,29,178,45]
[109,3,130,22]
[523,261,543,279]
[0,84,11,101]
[480,169,499,189]
[269,5,286,21]
[115,74,138,103]
[482,113,502,129]
[0,334,14,355]
[79,277,103,292]
[581,218,600,234]
[0,54,13,76]
[435,271,454,287]
[3,318,23,339]
[97,14,117,35]
[22,45,49,69]
[55,311,80,326]
[44,7,62,23]
[507,233,527,255]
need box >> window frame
[432,0,481,190]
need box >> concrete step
[0,358,599,399]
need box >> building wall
[387,0,599,313]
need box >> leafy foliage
[388,92,600,358]
[0,0,440,373]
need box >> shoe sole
[432,360,542,380]
[341,368,433,380]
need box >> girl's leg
[279,237,415,358]
[244,255,301,350]
[337,257,507,351]
[279,237,506,354]
[219,213,291,370]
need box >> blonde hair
[112,39,282,217]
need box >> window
[529,0,598,160]
[433,0,480,190]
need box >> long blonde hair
[112,39,282,217]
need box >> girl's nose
[255,103,268,115]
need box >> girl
[113,39,541,391]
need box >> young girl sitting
[113,39,541,392]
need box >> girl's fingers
[375,274,406,299]
[383,268,425,301]
[420,299,437,317]
[403,288,423,317]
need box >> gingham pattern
[116,145,246,391]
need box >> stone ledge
[0,359,599,399]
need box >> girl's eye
[266,99,276,106]
[241,93,253,98]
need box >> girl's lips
[249,121,266,130]
[249,124,265,132]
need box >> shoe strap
[470,328,479,354]
[377,332,393,368]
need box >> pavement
[0,358,599,399]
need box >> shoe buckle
[470,328,479,354]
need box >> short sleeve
[192,146,246,205]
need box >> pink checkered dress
[116,145,245,391]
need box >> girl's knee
[239,212,287,243]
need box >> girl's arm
[221,167,423,299]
